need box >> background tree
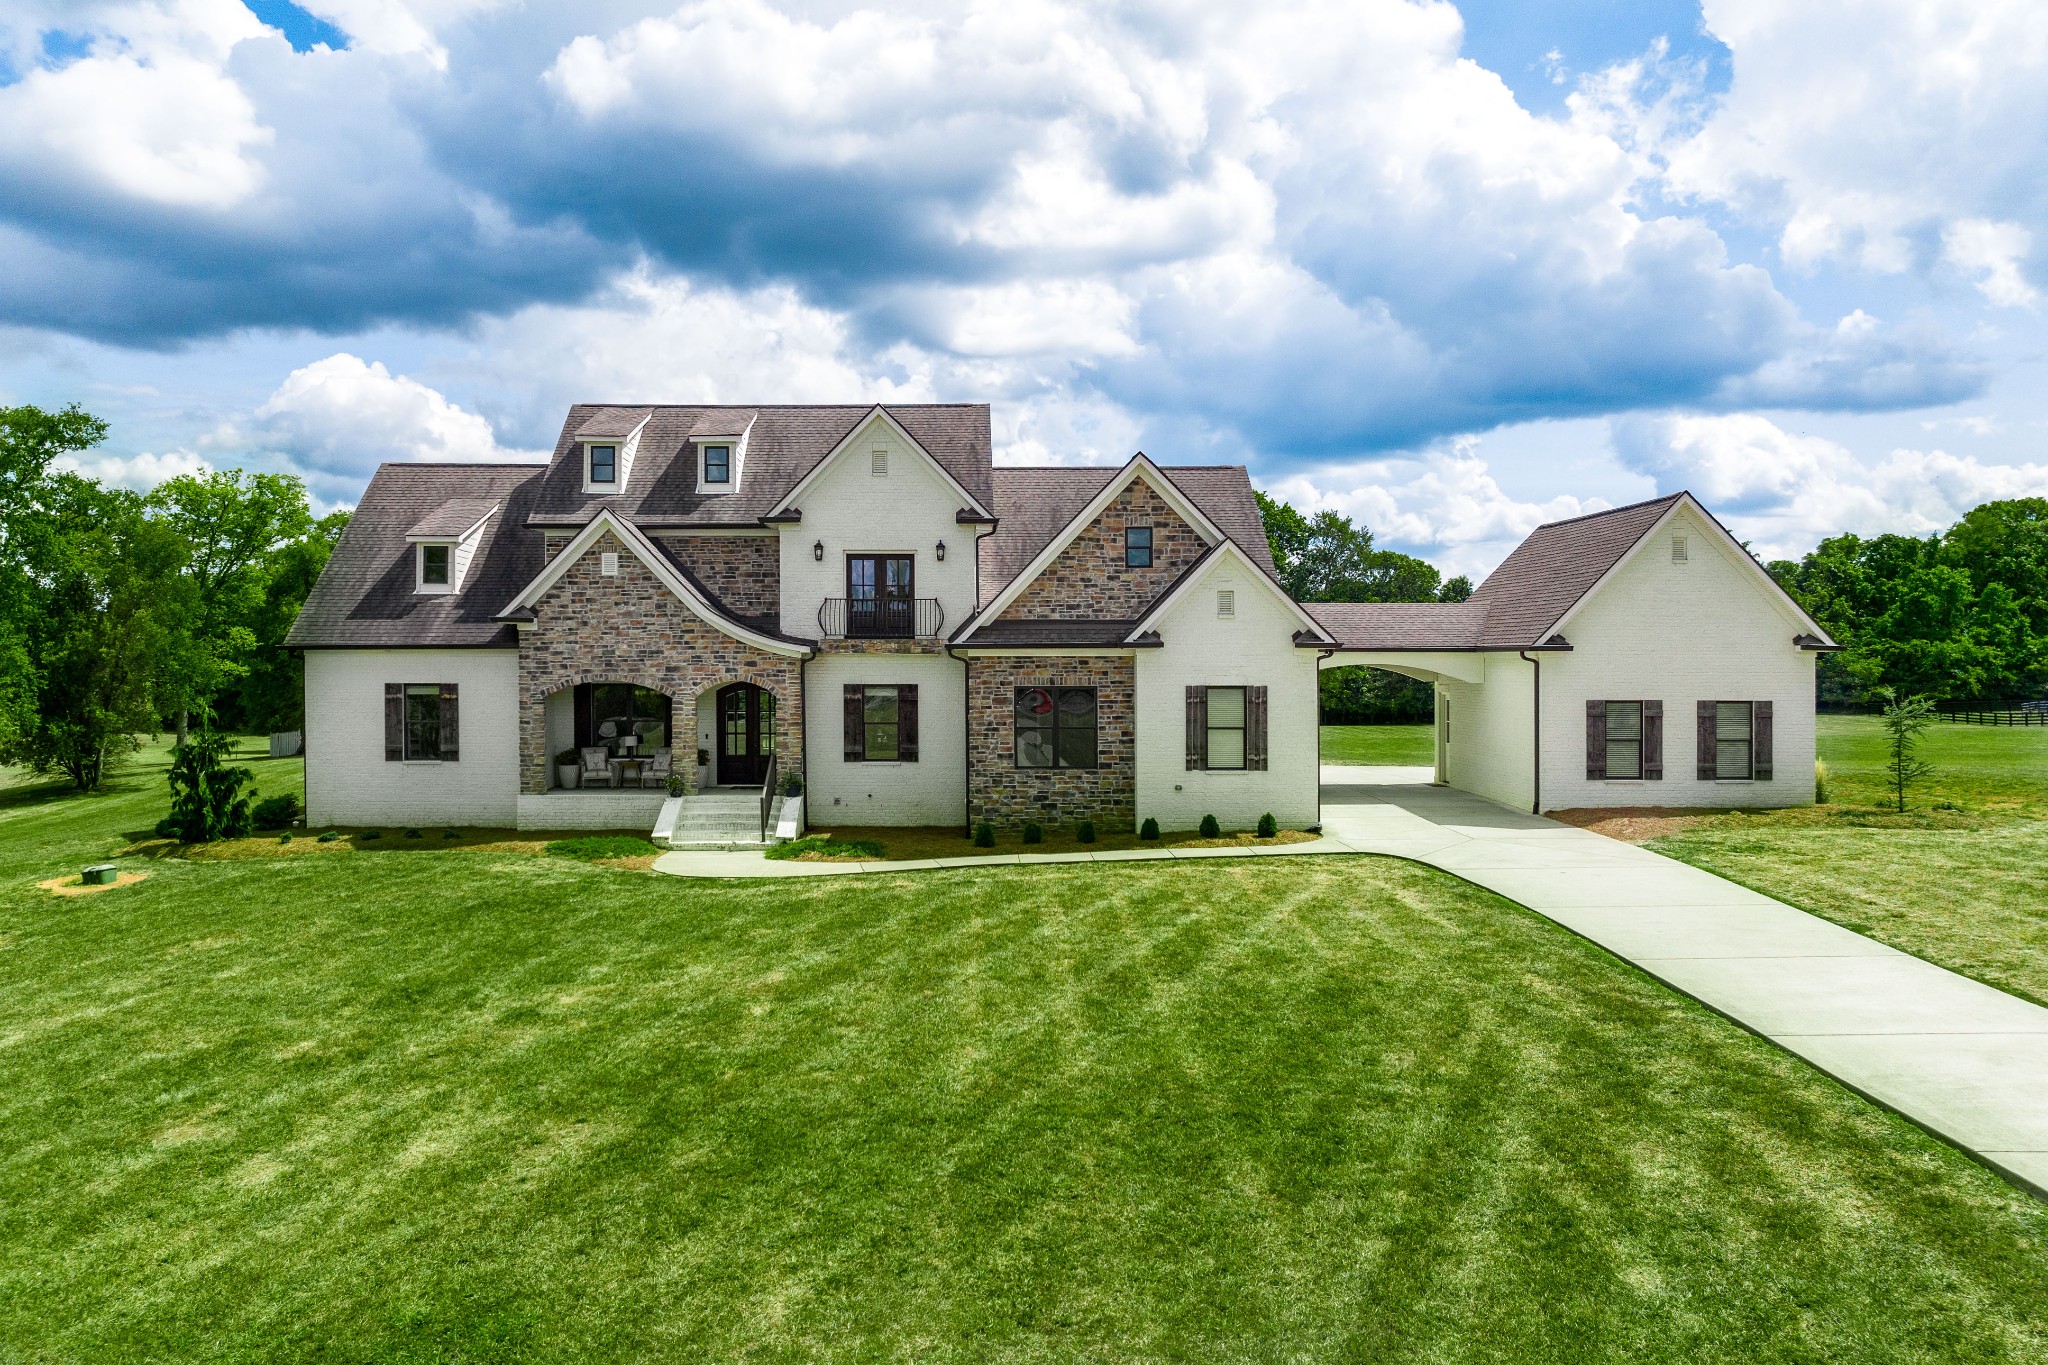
[146,470,314,740]
[1257,490,1469,723]
[234,508,349,733]
[3,475,185,788]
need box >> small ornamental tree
[156,730,256,842]
[1877,687,1935,813]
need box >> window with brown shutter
[438,684,459,762]
[1696,701,1717,780]
[1642,700,1663,780]
[1185,686,1206,769]
[1753,701,1772,780]
[1246,686,1268,771]
[385,684,404,761]
[1585,700,1606,780]
[1699,700,1765,779]
[843,684,919,762]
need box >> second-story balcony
[818,597,946,641]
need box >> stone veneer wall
[967,654,1135,830]
[655,534,781,618]
[518,530,803,795]
[998,480,1208,622]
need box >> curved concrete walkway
[1316,767,2048,1200]
[654,767,2048,1198]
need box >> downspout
[1518,650,1541,815]
[945,641,972,837]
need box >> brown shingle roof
[977,464,1276,608]
[573,408,653,440]
[288,464,545,649]
[405,498,499,540]
[1303,602,1488,649]
[1463,494,1682,645]
[529,404,993,528]
[1306,494,1685,651]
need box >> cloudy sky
[2,0,2044,575]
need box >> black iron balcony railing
[818,597,945,640]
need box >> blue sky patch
[1456,0,1730,113]
[241,0,350,53]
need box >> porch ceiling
[1318,650,1488,685]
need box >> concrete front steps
[653,792,799,850]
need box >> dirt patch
[37,871,149,896]
[1546,808,1722,843]
[788,824,1320,862]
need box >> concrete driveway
[1319,766,2048,1199]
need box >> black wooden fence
[1938,703,2048,726]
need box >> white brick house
[289,405,1830,834]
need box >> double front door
[717,683,776,786]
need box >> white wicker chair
[642,747,672,789]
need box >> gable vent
[600,552,619,577]
[1672,534,1689,564]
[871,449,888,477]
[1217,589,1235,618]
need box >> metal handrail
[816,597,946,640]
[759,751,777,843]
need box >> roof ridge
[1532,491,1686,530]
[558,401,990,411]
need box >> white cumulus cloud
[230,353,538,485]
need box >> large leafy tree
[145,470,314,738]
[1771,504,2048,703]
[3,473,187,788]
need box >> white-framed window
[587,443,618,486]
[416,542,454,594]
[703,443,731,484]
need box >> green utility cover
[82,864,118,885]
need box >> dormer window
[703,444,731,484]
[588,444,618,485]
[407,498,498,595]
[421,544,449,586]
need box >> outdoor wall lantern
[935,540,946,561]
[813,540,824,561]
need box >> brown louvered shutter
[899,685,919,762]
[438,683,459,762]
[843,685,864,762]
[1643,700,1663,780]
[1753,700,1773,780]
[385,683,404,761]
[1246,686,1268,771]
[1585,700,1606,780]
[1186,686,1207,770]
[1697,701,1716,780]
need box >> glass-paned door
[848,554,915,637]
[717,684,776,786]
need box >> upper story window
[1125,525,1153,567]
[703,444,731,484]
[588,443,618,485]
[419,544,450,589]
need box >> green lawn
[1320,722,1433,766]
[4,742,2048,1358]
[1649,714,2048,1007]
